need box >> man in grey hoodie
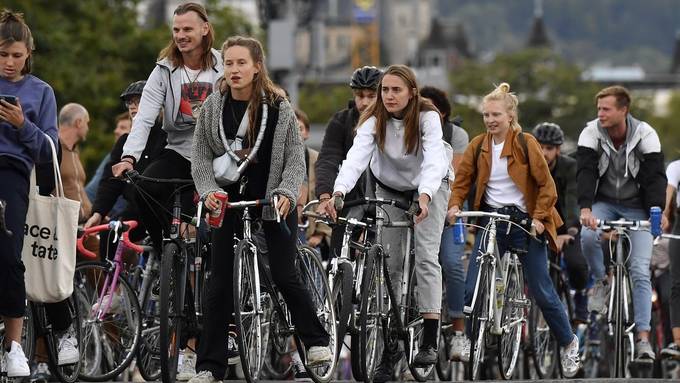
[112,2,223,256]
[577,85,666,362]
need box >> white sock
[292,350,303,365]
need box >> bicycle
[230,193,337,383]
[75,220,144,381]
[339,197,436,382]
[124,170,204,383]
[302,201,371,380]
[458,210,532,381]
[593,217,658,378]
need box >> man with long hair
[110,2,223,380]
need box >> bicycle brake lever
[112,220,121,243]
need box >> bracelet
[319,196,331,202]
[121,158,134,165]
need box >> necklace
[183,66,201,97]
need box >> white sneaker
[57,329,80,365]
[92,292,124,315]
[187,370,221,383]
[306,346,332,366]
[177,350,197,381]
[561,334,581,378]
[5,341,30,378]
[448,331,469,362]
[460,335,471,363]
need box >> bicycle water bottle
[453,218,465,244]
[650,206,662,237]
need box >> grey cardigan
[191,91,305,221]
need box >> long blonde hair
[218,36,285,143]
[482,82,522,132]
[358,65,437,154]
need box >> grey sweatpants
[376,179,450,314]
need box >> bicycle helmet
[120,80,146,101]
[349,66,382,90]
[532,122,564,146]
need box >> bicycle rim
[529,300,557,378]
[295,245,337,382]
[405,263,435,381]
[435,329,452,381]
[137,271,161,382]
[233,240,262,382]
[45,297,82,383]
[497,264,524,380]
[468,263,490,381]
[360,245,384,382]
[74,262,142,381]
[331,262,353,358]
[159,243,185,383]
[262,296,292,380]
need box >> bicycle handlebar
[77,220,145,259]
[302,211,369,228]
[124,169,194,186]
[455,211,511,220]
[342,197,413,212]
[595,219,651,230]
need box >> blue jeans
[440,226,466,319]
[579,201,653,332]
[464,214,574,346]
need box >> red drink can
[208,191,228,228]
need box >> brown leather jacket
[449,128,563,251]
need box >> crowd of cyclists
[2,2,680,382]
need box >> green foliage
[648,91,680,160]
[298,83,353,124]
[2,0,252,175]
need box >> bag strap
[45,134,65,197]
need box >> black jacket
[315,100,366,201]
[551,154,579,232]
[92,119,167,216]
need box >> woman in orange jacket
[447,83,580,377]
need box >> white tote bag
[21,135,80,303]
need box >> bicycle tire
[295,245,337,383]
[44,297,82,383]
[136,270,161,382]
[261,296,292,380]
[497,261,525,380]
[612,267,634,378]
[360,244,385,383]
[159,242,186,383]
[233,239,263,382]
[436,329,452,381]
[404,261,436,382]
[332,261,354,358]
[468,262,491,381]
[74,262,142,381]
[529,298,558,378]
[350,311,365,381]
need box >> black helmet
[120,80,146,101]
[532,122,564,146]
[349,66,382,90]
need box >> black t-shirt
[221,95,278,200]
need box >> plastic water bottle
[453,218,465,244]
[650,206,662,237]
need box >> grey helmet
[120,80,146,101]
[532,122,564,146]
[349,66,382,90]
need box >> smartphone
[0,95,17,105]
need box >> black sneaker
[661,342,680,360]
[292,362,312,382]
[412,345,437,367]
[373,358,395,383]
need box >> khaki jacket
[449,128,563,251]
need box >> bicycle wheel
[497,261,526,380]
[233,239,263,382]
[529,298,558,378]
[436,328,452,381]
[350,310,365,381]
[44,297,82,383]
[74,262,142,381]
[296,245,338,383]
[159,242,187,383]
[360,245,385,383]
[137,271,161,382]
[468,262,491,381]
[611,268,633,378]
[331,261,353,358]
[261,295,293,380]
[404,261,436,381]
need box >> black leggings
[196,200,329,378]
[134,149,195,253]
[669,212,680,329]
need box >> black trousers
[196,201,329,378]
[669,213,680,329]
[134,149,195,253]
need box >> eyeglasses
[124,98,140,108]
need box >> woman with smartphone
[0,9,59,378]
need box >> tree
[3,1,253,174]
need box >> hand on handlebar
[274,193,291,219]
[580,208,598,230]
[325,193,343,221]
[555,234,574,252]
[447,205,460,225]
[112,161,133,178]
[532,218,545,235]
[415,193,430,224]
[84,212,103,229]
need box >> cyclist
[531,122,589,326]
[448,83,581,377]
[419,85,471,361]
[316,65,382,254]
[111,2,222,254]
[0,10,60,377]
[577,85,667,361]
[326,64,451,377]
[190,36,331,383]
[661,158,680,359]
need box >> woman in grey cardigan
[189,36,331,383]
